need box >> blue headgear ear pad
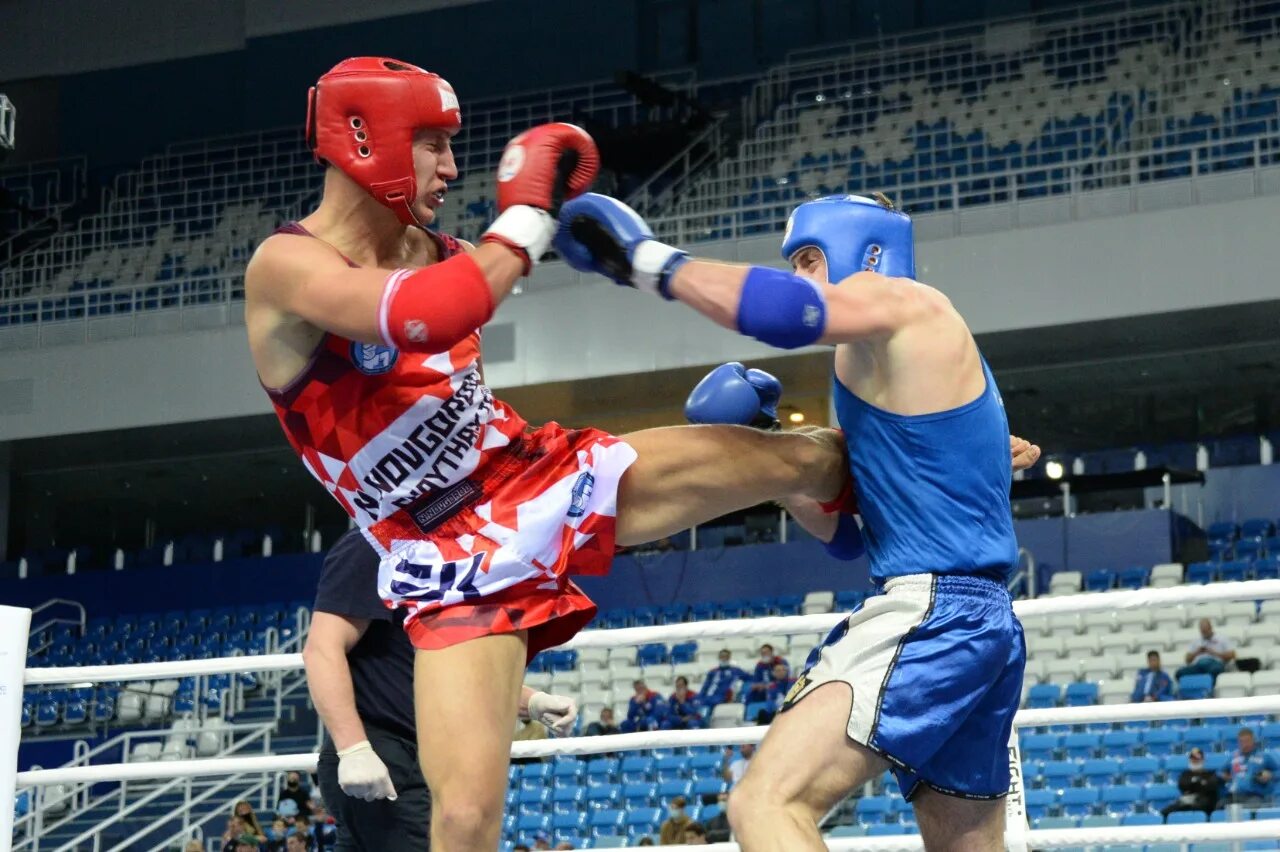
[781,194,915,284]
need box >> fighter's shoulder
[245,231,349,297]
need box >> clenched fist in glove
[527,691,579,737]
[481,123,599,274]
[336,740,398,802]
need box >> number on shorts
[390,552,487,603]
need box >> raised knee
[434,797,501,846]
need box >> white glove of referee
[527,691,579,737]
[337,740,398,801]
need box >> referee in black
[305,529,580,852]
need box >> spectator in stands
[532,833,552,850]
[309,804,336,852]
[220,817,249,852]
[1223,727,1278,807]
[662,676,705,729]
[1177,619,1236,682]
[1161,747,1221,818]
[233,834,261,852]
[233,801,268,845]
[744,645,789,704]
[636,839,655,847]
[586,706,619,736]
[704,791,731,842]
[723,743,755,785]
[1131,650,1175,702]
[513,846,530,852]
[184,840,204,852]
[622,679,665,733]
[684,823,709,844]
[278,773,312,819]
[285,833,309,852]
[266,818,289,852]
[699,649,749,706]
[659,795,692,844]
[755,662,797,724]
[554,843,575,851]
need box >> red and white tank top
[263,223,529,537]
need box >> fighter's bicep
[245,236,389,345]
[816,275,914,343]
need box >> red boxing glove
[482,123,599,274]
[494,123,599,213]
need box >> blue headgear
[780,194,915,283]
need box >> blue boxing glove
[685,363,782,430]
[824,514,867,561]
[554,193,690,299]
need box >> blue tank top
[833,356,1018,583]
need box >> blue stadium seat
[1142,783,1179,810]
[1255,556,1280,580]
[1117,566,1150,589]
[1219,560,1252,582]
[1080,814,1120,828]
[1022,733,1060,761]
[1121,812,1162,826]
[854,795,891,824]
[1081,758,1120,786]
[551,786,584,813]
[655,756,690,782]
[1035,816,1079,829]
[1041,761,1079,789]
[1027,684,1062,709]
[622,783,656,806]
[1235,541,1265,562]
[1025,788,1056,820]
[518,787,551,808]
[585,786,620,809]
[552,812,586,833]
[1178,674,1214,700]
[670,642,698,664]
[620,756,655,782]
[515,813,550,833]
[1186,562,1217,584]
[1119,756,1159,784]
[587,758,619,782]
[1058,786,1099,817]
[1182,726,1224,752]
[552,759,584,782]
[1100,785,1141,814]
[637,644,669,666]
[1142,729,1181,756]
[1241,518,1275,540]
[589,808,624,831]
[519,763,553,781]
[1167,810,1207,824]
[1206,521,1238,543]
[1063,733,1101,760]
[692,777,727,798]
[834,590,866,611]
[657,780,692,800]
[774,595,804,615]
[827,825,867,838]
[1065,683,1098,707]
[1102,730,1142,756]
[866,824,908,836]
[1085,570,1115,592]
[624,806,662,831]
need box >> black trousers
[318,723,431,852]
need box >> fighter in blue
[555,192,1038,851]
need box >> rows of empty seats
[21,601,306,730]
[0,74,694,322]
[656,0,1280,243]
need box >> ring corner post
[0,606,32,852]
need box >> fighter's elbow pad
[379,253,495,353]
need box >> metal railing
[647,131,1280,244]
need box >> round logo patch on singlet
[349,341,399,375]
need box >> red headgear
[306,57,463,225]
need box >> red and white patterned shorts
[369,422,636,658]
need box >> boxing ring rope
[10,581,1280,850]
[23,579,1280,687]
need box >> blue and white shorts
[781,573,1025,800]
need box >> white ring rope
[18,694,1280,785]
[16,580,1280,852]
[23,579,1280,686]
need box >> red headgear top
[306,57,463,225]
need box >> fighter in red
[245,58,849,852]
